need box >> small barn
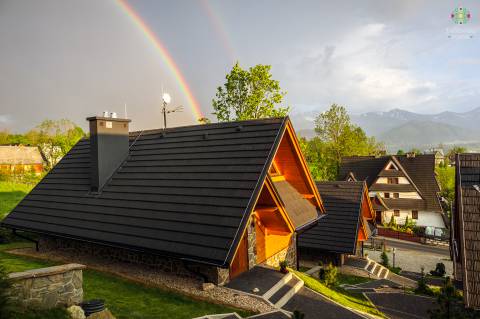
[298,181,376,266]
[0,146,43,175]
[2,116,324,284]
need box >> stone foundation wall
[263,236,297,268]
[39,236,230,285]
[7,263,85,309]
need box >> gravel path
[7,247,275,314]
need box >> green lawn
[293,270,385,318]
[0,181,34,220]
[1,243,251,319]
[337,273,373,286]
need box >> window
[394,210,400,217]
[412,210,418,220]
[393,193,399,199]
[387,177,399,184]
[384,193,390,198]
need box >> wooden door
[230,233,249,279]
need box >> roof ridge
[130,117,287,135]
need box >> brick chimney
[87,115,131,193]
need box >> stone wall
[39,236,230,285]
[263,236,297,268]
[247,220,257,269]
[7,263,85,309]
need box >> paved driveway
[365,292,438,319]
[284,287,365,319]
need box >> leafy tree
[27,119,85,168]
[197,117,211,125]
[313,104,384,177]
[397,149,405,155]
[0,130,9,145]
[299,137,337,181]
[445,146,467,165]
[407,148,422,155]
[436,165,455,215]
[212,62,289,122]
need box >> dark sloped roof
[299,181,365,254]
[339,155,442,212]
[2,118,288,267]
[456,153,480,308]
[271,179,320,229]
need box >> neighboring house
[452,153,480,309]
[424,148,445,166]
[339,154,446,231]
[0,145,43,175]
[298,181,376,266]
[2,116,324,284]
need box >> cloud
[0,115,12,125]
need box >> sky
[1,0,479,132]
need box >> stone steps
[364,258,389,279]
[261,271,304,309]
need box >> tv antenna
[161,92,183,129]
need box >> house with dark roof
[452,153,480,309]
[0,145,44,175]
[339,154,446,231]
[298,181,376,266]
[1,116,324,284]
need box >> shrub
[380,252,389,267]
[388,214,397,229]
[291,310,305,319]
[279,260,288,273]
[0,228,15,244]
[0,264,12,318]
[319,263,338,287]
[430,263,446,277]
[416,267,434,296]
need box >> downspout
[12,229,39,251]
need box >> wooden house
[298,181,376,266]
[339,154,446,231]
[452,153,480,309]
[2,116,324,284]
[0,145,43,175]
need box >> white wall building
[340,154,446,230]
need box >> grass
[1,243,252,319]
[0,181,34,220]
[8,307,70,319]
[293,270,385,318]
[337,273,373,286]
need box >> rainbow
[116,0,204,121]
[200,0,236,63]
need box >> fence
[376,226,450,245]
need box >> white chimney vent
[110,112,117,119]
[103,111,110,118]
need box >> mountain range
[291,107,480,152]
